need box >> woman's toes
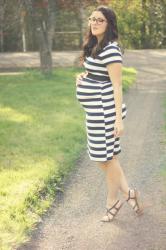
[101,214,112,222]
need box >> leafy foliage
[0,0,165,52]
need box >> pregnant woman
[76,6,144,222]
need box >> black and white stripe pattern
[76,41,127,162]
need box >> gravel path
[18,50,166,250]
[0,51,79,70]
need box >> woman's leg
[98,155,130,208]
[98,155,144,219]
[105,155,130,207]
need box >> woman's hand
[114,118,124,137]
[76,71,88,86]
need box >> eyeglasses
[88,17,107,25]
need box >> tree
[22,0,57,75]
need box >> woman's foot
[101,199,123,222]
[126,188,144,216]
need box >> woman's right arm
[76,71,88,86]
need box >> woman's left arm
[107,63,124,137]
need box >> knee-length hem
[76,41,127,162]
[87,148,122,162]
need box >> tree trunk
[37,20,52,75]
[22,0,56,75]
[38,0,56,74]
[141,0,148,48]
[20,10,27,52]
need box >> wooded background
[0,0,166,53]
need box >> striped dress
[76,41,127,162]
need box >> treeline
[0,0,165,53]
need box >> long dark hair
[80,6,119,64]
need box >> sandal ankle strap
[126,188,136,202]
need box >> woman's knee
[97,155,118,170]
[97,161,108,170]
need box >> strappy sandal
[126,188,144,216]
[101,200,123,222]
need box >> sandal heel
[126,188,144,216]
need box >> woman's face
[88,11,108,38]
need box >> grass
[0,67,136,250]
[122,67,137,91]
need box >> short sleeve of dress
[101,44,122,66]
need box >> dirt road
[0,51,79,70]
[19,50,166,250]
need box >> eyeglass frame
[88,17,107,25]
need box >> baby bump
[76,79,102,106]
